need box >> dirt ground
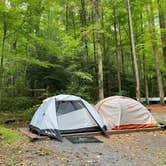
[147,104,166,124]
[0,104,166,166]
[147,104,166,113]
[0,130,166,166]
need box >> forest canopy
[0,0,166,112]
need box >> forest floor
[0,104,166,166]
[147,104,166,112]
[147,104,166,124]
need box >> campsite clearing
[149,104,166,124]
[0,104,166,166]
[0,130,166,166]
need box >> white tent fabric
[30,95,107,140]
[57,108,96,130]
[95,96,158,130]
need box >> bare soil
[147,104,166,124]
[0,104,166,166]
[146,104,166,113]
[0,130,166,166]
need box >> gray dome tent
[29,95,107,141]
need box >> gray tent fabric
[29,95,107,141]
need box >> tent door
[56,100,99,133]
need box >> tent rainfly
[95,96,158,130]
[30,95,107,141]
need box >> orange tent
[95,96,158,130]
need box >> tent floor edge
[160,124,166,130]
[101,126,109,138]
[29,125,63,141]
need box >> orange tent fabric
[95,96,158,130]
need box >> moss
[0,126,22,144]
[160,151,166,165]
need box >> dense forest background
[0,0,166,112]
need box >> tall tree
[80,0,88,67]
[141,12,149,105]
[118,19,125,75]
[158,0,166,68]
[127,0,140,101]
[0,18,7,110]
[94,0,104,100]
[147,1,165,104]
[65,0,69,33]
[113,7,121,93]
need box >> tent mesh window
[56,101,86,116]
[56,100,99,133]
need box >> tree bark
[141,13,149,105]
[91,11,97,74]
[0,20,7,110]
[158,0,166,68]
[147,1,165,104]
[113,7,121,93]
[71,9,76,39]
[101,6,109,97]
[143,49,149,105]
[118,19,125,75]
[127,0,140,101]
[94,0,104,100]
[65,0,69,33]
[101,6,106,62]
[80,0,88,65]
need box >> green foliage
[0,126,22,144]
[15,54,55,68]
[1,97,40,112]
[115,90,129,96]
[74,71,93,82]
[0,0,166,109]
[22,104,40,117]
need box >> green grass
[0,126,22,144]
[0,105,39,145]
[159,151,166,165]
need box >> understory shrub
[1,97,40,112]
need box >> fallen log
[5,119,16,124]
[5,118,23,124]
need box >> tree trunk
[80,0,88,65]
[92,11,97,74]
[0,20,7,110]
[143,50,149,105]
[141,13,149,105]
[127,0,140,101]
[94,0,104,100]
[153,46,165,104]
[118,19,125,75]
[158,0,166,68]
[71,10,76,39]
[113,7,121,93]
[147,1,165,104]
[65,0,69,33]
[101,6,106,62]
[101,6,108,97]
